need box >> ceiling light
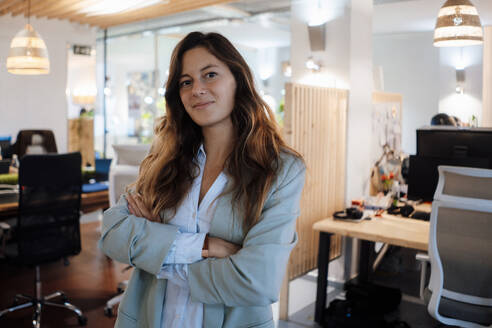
[305,57,321,72]
[307,0,329,27]
[433,0,483,47]
[308,11,329,27]
[282,61,292,77]
[6,0,50,75]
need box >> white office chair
[420,165,492,328]
[104,144,150,317]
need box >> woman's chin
[192,116,232,130]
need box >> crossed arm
[126,193,241,260]
[98,156,305,307]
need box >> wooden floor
[0,221,131,328]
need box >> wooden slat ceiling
[0,0,236,29]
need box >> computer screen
[408,127,492,201]
[417,126,492,158]
[0,140,11,159]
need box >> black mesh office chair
[12,130,58,159]
[0,153,87,327]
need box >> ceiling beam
[9,0,45,17]
[1,0,241,29]
[0,0,23,14]
[32,0,80,18]
[78,0,235,28]
[15,0,58,16]
[45,0,101,20]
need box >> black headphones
[387,204,415,217]
[334,207,363,220]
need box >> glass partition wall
[95,11,290,159]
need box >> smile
[192,101,214,109]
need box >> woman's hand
[127,193,239,257]
[203,237,241,258]
[126,193,160,222]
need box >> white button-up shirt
[156,145,228,328]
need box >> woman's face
[179,47,237,129]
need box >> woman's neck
[202,121,235,165]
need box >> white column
[346,0,373,202]
[482,26,492,127]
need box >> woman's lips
[192,101,214,109]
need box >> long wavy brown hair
[135,31,302,231]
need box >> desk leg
[359,240,371,282]
[314,232,332,324]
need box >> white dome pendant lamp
[433,0,483,47]
[6,0,50,75]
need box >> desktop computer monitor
[407,127,492,201]
[0,139,11,159]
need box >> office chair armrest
[416,253,429,262]
[415,252,430,300]
[0,221,11,230]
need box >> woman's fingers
[126,194,134,214]
[127,194,144,217]
[127,193,157,221]
[134,194,153,219]
[208,237,241,258]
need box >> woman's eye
[179,80,191,88]
[205,72,217,79]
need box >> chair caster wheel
[104,307,114,317]
[78,315,88,326]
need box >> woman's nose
[192,80,207,96]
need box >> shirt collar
[198,144,206,161]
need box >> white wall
[291,0,351,88]
[483,26,492,127]
[67,50,97,118]
[346,0,373,203]
[373,32,440,155]
[373,32,483,155]
[438,46,483,125]
[0,15,96,152]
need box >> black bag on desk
[344,281,402,315]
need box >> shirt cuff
[173,232,207,263]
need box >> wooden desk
[0,190,109,219]
[312,214,429,324]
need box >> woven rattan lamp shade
[6,24,50,75]
[434,0,483,47]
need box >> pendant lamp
[6,0,50,74]
[433,0,483,47]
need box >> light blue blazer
[99,152,305,328]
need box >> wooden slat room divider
[68,118,95,167]
[283,83,348,280]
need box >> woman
[99,32,305,328]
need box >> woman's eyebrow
[179,64,219,79]
[200,64,219,72]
